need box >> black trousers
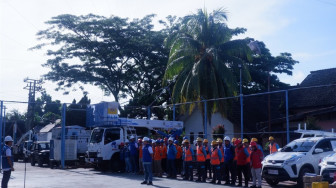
[197,162,206,181]
[220,162,225,181]
[167,159,176,178]
[161,158,167,173]
[2,170,11,188]
[211,165,221,183]
[184,161,193,180]
[205,159,212,178]
[224,160,236,184]
[176,158,182,174]
[237,163,249,187]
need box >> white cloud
[278,70,306,86]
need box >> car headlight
[284,156,301,165]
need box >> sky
[1,0,336,113]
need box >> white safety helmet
[168,137,174,141]
[143,137,149,142]
[4,136,13,142]
[224,136,230,141]
[152,140,156,144]
[130,135,135,139]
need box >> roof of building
[290,68,336,109]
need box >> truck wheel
[31,157,35,166]
[265,178,279,186]
[298,167,314,188]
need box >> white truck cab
[262,137,336,187]
[85,102,183,171]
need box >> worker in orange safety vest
[210,140,222,184]
[203,139,212,179]
[196,137,207,182]
[182,139,194,181]
[269,136,280,154]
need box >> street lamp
[238,64,243,139]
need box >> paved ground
[3,162,297,188]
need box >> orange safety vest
[205,146,211,160]
[269,143,278,154]
[139,144,143,159]
[154,146,162,160]
[176,145,182,159]
[184,147,193,162]
[245,146,251,163]
[161,145,167,158]
[218,146,224,162]
[211,148,220,165]
[197,146,206,162]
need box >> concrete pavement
[4,162,297,188]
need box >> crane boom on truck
[85,102,183,171]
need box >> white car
[262,137,336,187]
[319,151,336,183]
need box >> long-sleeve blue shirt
[167,144,177,160]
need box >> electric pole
[24,78,43,131]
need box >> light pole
[238,64,243,139]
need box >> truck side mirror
[314,148,323,154]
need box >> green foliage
[244,39,299,93]
[212,124,226,140]
[164,9,252,124]
[32,14,169,106]
[34,91,61,125]
[304,116,321,130]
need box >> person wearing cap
[124,140,132,173]
[182,139,194,181]
[235,139,249,187]
[210,140,222,184]
[153,140,162,177]
[141,137,154,185]
[119,142,126,173]
[138,138,144,174]
[243,138,252,181]
[2,136,14,188]
[250,141,263,188]
[268,136,279,154]
[129,135,139,173]
[231,137,238,184]
[174,140,182,175]
[161,139,167,174]
[203,139,212,179]
[167,137,177,178]
[195,137,207,182]
[223,136,236,185]
[251,137,264,156]
[217,137,225,182]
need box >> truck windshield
[104,129,120,144]
[90,129,104,143]
[281,140,316,152]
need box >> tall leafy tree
[31,14,169,106]
[244,39,299,94]
[163,9,252,123]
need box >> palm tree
[163,8,252,124]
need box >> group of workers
[120,134,279,187]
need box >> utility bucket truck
[85,102,183,171]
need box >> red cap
[234,140,241,146]
[250,141,257,147]
[120,142,124,146]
